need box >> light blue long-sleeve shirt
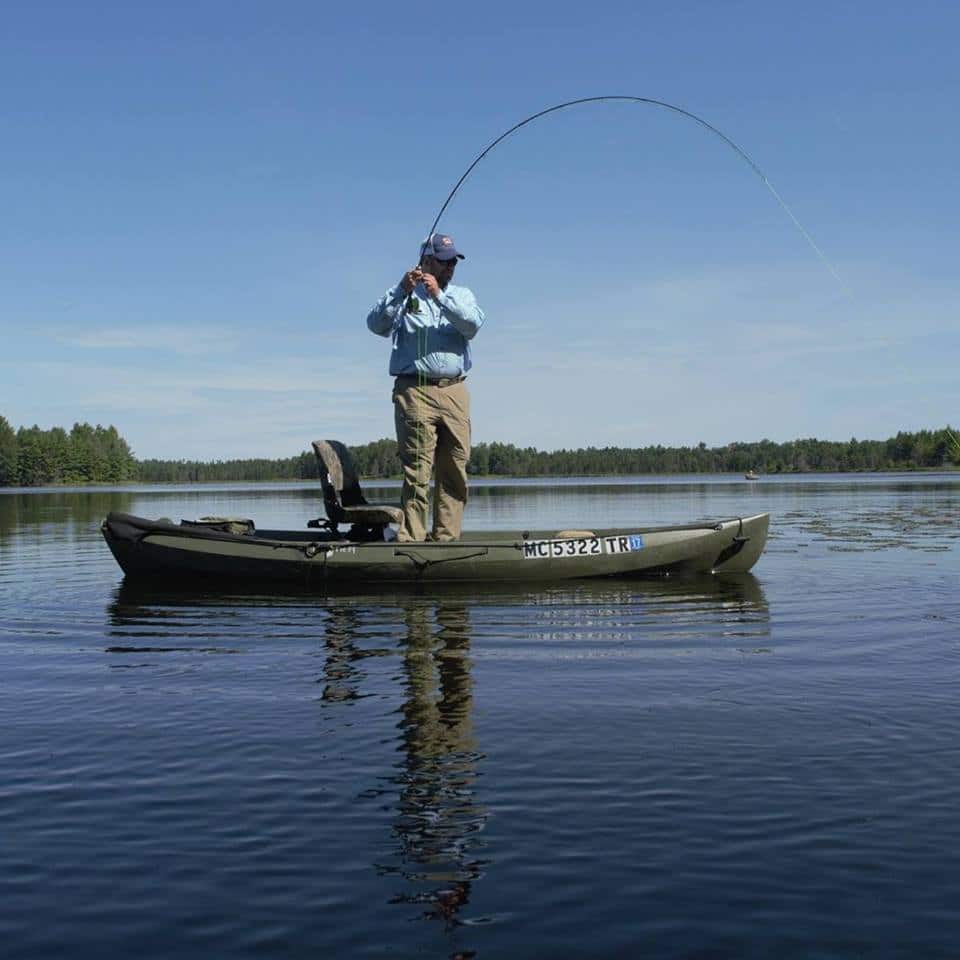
[366,281,485,378]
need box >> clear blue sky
[2,0,957,459]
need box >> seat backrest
[312,440,367,522]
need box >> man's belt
[395,374,466,387]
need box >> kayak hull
[102,512,770,586]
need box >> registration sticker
[604,534,644,554]
[521,534,644,560]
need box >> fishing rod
[422,95,845,290]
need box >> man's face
[421,255,457,289]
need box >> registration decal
[604,534,644,554]
[521,534,644,560]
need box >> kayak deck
[102,512,770,585]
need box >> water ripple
[1,477,959,957]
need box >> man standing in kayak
[366,233,485,542]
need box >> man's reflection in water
[383,601,487,930]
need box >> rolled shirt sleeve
[366,284,407,337]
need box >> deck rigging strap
[394,546,490,574]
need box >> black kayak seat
[311,440,403,529]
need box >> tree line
[1,416,957,487]
[127,426,960,482]
[0,417,137,486]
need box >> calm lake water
[2,474,959,959]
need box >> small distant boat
[745,471,760,480]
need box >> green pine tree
[0,416,18,485]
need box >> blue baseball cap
[420,233,465,261]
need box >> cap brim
[433,251,465,261]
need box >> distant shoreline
[3,465,958,493]
[3,418,957,487]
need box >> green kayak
[101,442,769,586]
[101,511,769,585]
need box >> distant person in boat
[366,232,485,542]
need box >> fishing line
[417,326,428,490]
[424,95,847,293]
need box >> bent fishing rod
[419,95,844,290]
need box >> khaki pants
[393,377,470,542]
